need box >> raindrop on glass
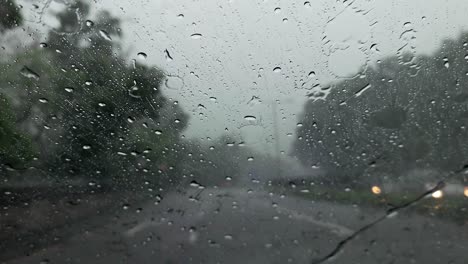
[190,181,201,188]
[164,49,173,62]
[99,30,112,41]
[85,20,94,27]
[273,67,282,73]
[20,66,40,80]
[137,52,147,60]
[64,87,74,93]
[191,33,203,39]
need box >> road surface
[4,187,467,264]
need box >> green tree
[0,1,188,187]
[0,0,22,32]
[0,0,35,173]
[0,94,34,169]
[293,32,468,187]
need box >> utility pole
[272,100,282,179]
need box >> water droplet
[225,176,232,181]
[191,33,203,39]
[224,234,233,240]
[98,102,106,107]
[99,30,112,41]
[82,145,91,150]
[64,87,74,93]
[38,98,48,103]
[247,157,254,161]
[177,14,184,18]
[274,7,281,13]
[355,83,372,97]
[127,117,135,123]
[297,123,303,127]
[128,85,141,98]
[88,181,97,186]
[244,115,256,121]
[137,52,147,60]
[85,80,93,86]
[444,61,450,68]
[190,180,202,188]
[273,67,282,73]
[20,66,40,80]
[282,18,288,23]
[122,204,130,210]
[304,1,311,7]
[164,49,173,62]
[85,20,94,27]
[165,76,184,90]
[155,130,162,135]
[39,42,48,48]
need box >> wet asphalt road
[5,187,468,264]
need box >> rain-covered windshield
[1,0,467,263]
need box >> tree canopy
[293,32,468,187]
[0,1,188,187]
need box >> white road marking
[275,206,354,237]
[123,188,354,239]
[124,221,161,237]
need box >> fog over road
[6,187,467,264]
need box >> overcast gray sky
[18,0,468,156]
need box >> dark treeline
[293,32,468,188]
[0,0,268,191]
